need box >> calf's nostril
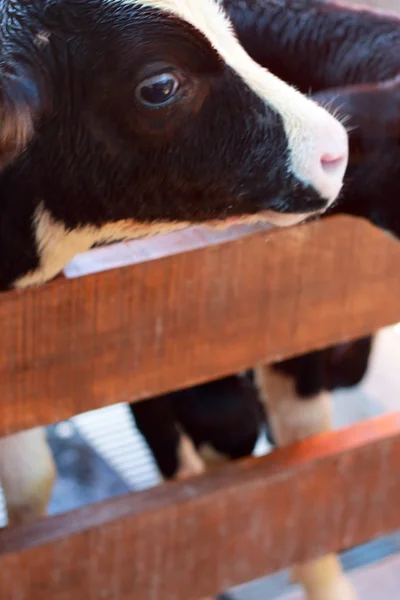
[320,153,347,176]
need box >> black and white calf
[0,0,398,598]
[0,0,348,524]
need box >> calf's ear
[0,64,41,170]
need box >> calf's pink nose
[320,152,347,176]
[304,110,349,205]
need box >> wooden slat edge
[63,222,272,278]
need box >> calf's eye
[136,72,180,107]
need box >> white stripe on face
[120,0,348,205]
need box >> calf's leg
[0,427,56,526]
[255,355,357,600]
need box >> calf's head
[0,0,348,288]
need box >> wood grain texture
[1,214,400,434]
[1,413,400,599]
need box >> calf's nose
[300,109,348,206]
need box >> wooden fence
[1,214,400,599]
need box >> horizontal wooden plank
[1,214,400,434]
[1,412,400,599]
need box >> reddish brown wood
[1,413,400,599]
[1,214,400,434]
